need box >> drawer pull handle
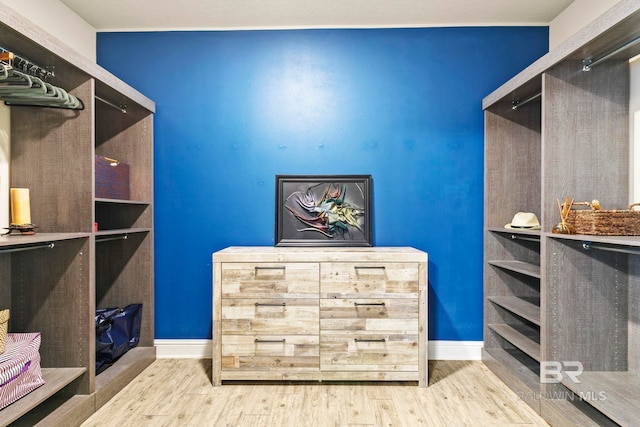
[354,266,386,270]
[354,302,386,306]
[255,302,286,307]
[354,338,386,343]
[255,266,286,271]
[255,339,286,343]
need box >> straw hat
[504,212,541,230]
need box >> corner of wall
[0,0,97,61]
[548,0,621,50]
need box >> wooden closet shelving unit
[483,1,640,425]
[0,4,155,426]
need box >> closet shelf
[0,367,86,425]
[488,227,541,238]
[488,323,540,361]
[488,296,540,326]
[95,198,151,206]
[483,347,540,393]
[94,228,150,237]
[94,346,155,409]
[546,232,640,248]
[561,372,640,427]
[0,232,90,248]
[542,398,620,427]
[488,260,540,279]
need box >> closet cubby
[0,3,155,425]
[484,1,640,425]
[484,230,541,411]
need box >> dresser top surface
[213,246,427,263]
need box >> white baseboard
[154,339,483,360]
[428,340,483,360]
[154,339,213,359]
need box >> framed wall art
[275,175,372,247]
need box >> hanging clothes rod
[0,242,54,254]
[583,36,640,71]
[582,242,640,256]
[96,234,128,243]
[512,92,542,110]
[96,96,127,114]
[511,234,540,243]
[0,47,55,79]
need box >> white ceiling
[59,0,575,31]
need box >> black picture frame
[275,175,372,247]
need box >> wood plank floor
[80,359,549,426]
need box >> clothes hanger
[0,52,84,109]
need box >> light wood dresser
[212,246,428,387]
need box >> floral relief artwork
[275,175,372,247]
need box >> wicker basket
[566,203,640,236]
[0,309,8,354]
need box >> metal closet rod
[511,234,540,243]
[95,95,127,114]
[0,242,54,254]
[0,47,55,79]
[512,35,640,107]
[96,234,128,243]
[512,92,541,110]
[582,242,640,256]
[583,35,640,71]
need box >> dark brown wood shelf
[94,228,151,238]
[482,347,540,413]
[488,227,541,238]
[561,372,640,427]
[488,260,540,279]
[542,391,620,427]
[0,367,86,426]
[95,198,150,205]
[94,346,156,409]
[546,232,640,248]
[483,347,539,386]
[0,233,90,248]
[488,323,540,361]
[488,296,540,326]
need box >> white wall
[0,0,97,60]
[549,0,621,49]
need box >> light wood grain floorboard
[81,359,549,427]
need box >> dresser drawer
[320,263,419,298]
[320,333,419,372]
[320,298,419,334]
[221,262,319,298]
[221,298,319,334]
[222,335,319,371]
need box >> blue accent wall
[97,27,548,341]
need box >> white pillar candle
[10,188,31,225]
